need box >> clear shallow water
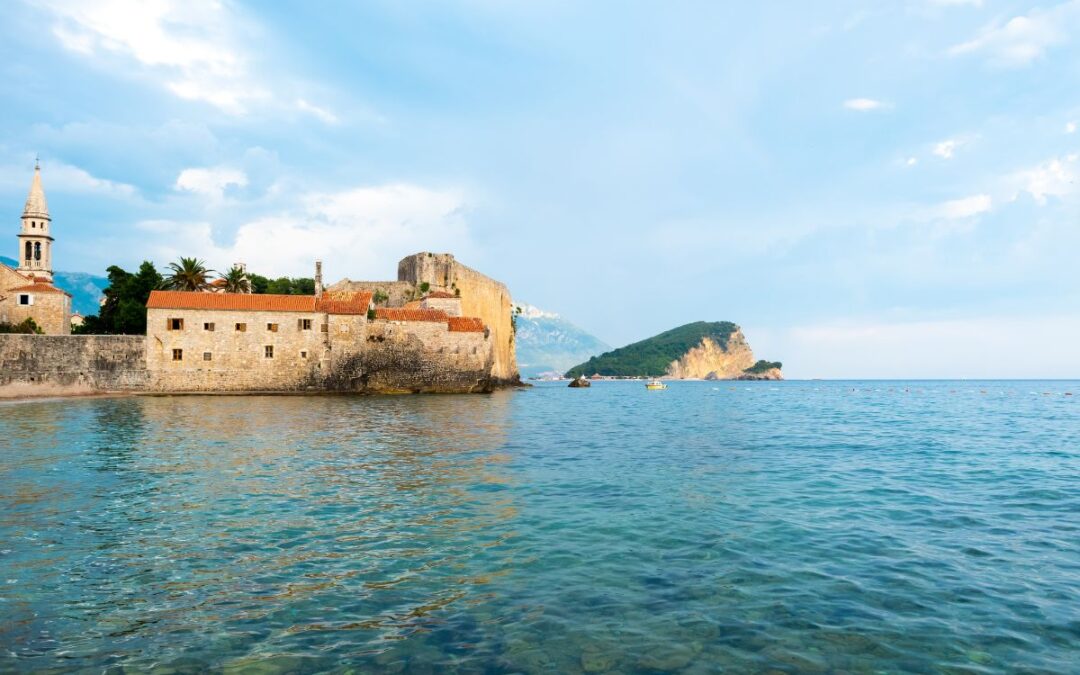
[1,381,1078,674]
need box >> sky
[1,0,1079,378]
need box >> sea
[1,381,1077,673]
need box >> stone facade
[0,334,147,397]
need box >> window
[172,349,183,361]
[267,323,279,332]
[203,352,212,361]
[264,345,274,358]
[168,318,184,331]
[203,322,215,331]
[24,242,31,261]
[18,294,32,306]
[235,323,247,332]
[34,242,41,261]
[300,350,308,359]
[320,323,328,333]
[298,318,313,330]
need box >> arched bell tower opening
[17,158,53,282]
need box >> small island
[565,321,783,381]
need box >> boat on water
[645,379,667,390]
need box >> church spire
[22,158,50,221]
[17,160,54,282]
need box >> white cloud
[0,159,135,198]
[1009,155,1078,205]
[906,157,918,166]
[843,98,888,112]
[937,193,992,219]
[37,0,267,114]
[948,1,1080,67]
[131,183,472,278]
[175,167,248,200]
[296,99,339,125]
[1066,121,1077,134]
[933,139,960,159]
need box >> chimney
[314,260,323,298]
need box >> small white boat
[645,379,667,390]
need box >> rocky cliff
[666,329,756,379]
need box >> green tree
[0,317,43,334]
[75,261,163,335]
[163,257,214,291]
[218,265,252,293]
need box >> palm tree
[162,257,214,291]
[218,265,252,293]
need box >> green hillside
[566,321,739,377]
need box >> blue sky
[2,0,1079,377]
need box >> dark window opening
[204,322,215,331]
[203,352,212,361]
[264,345,274,358]
[168,318,183,331]
[172,349,183,361]
[235,323,247,332]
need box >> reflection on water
[1,383,1079,673]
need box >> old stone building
[143,285,495,393]
[0,162,72,334]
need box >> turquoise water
[1,381,1078,673]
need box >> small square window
[299,318,313,330]
[204,322,215,331]
[172,348,183,361]
[169,318,183,331]
[267,323,278,332]
[203,352,212,361]
[264,345,274,358]
[320,323,328,333]
[300,350,308,359]
[18,294,31,306]
[235,323,247,332]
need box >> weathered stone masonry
[0,334,147,396]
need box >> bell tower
[17,158,53,282]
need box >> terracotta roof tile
[448,316,486,333]
[316,291,372,315]
[147,290,316,312]
[375,307,449,322]
[425,291,458,299]
[403,299,423,309]
[8,282,71,296]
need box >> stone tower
[17,160,53,282]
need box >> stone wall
[145,307,340,392]
[397,253,518,384]
[340,319,493,393]
[326,280,414,307]
[0,334,146,397]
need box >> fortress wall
[0,334,147,397]
[340,319,493,393]
[326,280,414,307]
[397,253,518,383]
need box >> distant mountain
[566,321,783,380]
[1,256,108,316]
[513,303,611,378]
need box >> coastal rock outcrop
[736,367,783,381]
[666,329,755,379]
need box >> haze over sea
[2,381,1078,673]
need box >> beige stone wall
[397,253,518,383]
[0,334,146,396]
[0,287,71,334]
[326,280,414,307]
[146,307,330,391]
[420,296,462,316]
[349,319,493,393]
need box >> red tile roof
[448,316,486,333]
[403,299,423,309]
[315,291,372,315]
[8,282,71,296]
[375,307,449,322]
[147,290,316,312]
[425,291,458,299]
